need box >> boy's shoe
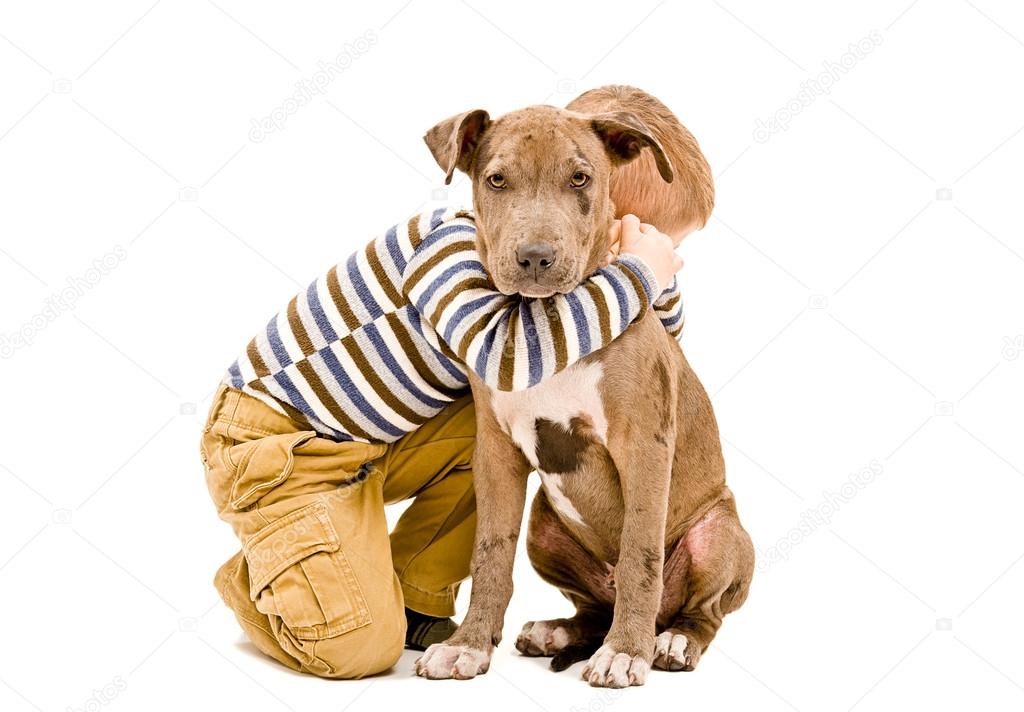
[405,607,459,651]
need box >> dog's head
[424,104,674,297]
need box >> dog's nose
[517,242,556,273]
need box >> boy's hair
[566,85,714,235]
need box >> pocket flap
[229,430,317,510]
[243,502,339,599]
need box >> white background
[2,1,1022,710]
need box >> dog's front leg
[582,441,673,688]
[414,385,531,680]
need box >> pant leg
[201,385,403,679]
[373,394,478,618]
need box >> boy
[200,86,712,679]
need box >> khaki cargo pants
[200,385,477,678]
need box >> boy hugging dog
[199,85,712,678]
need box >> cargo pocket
[243,502,373,639]
[226,430,318,510]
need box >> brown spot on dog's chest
[535,415,596,473]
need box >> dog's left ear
[423,109,491,185]
[591,111,674,183]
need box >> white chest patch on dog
[490,361,608,468]
[490,362,607,525]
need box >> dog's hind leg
[654,495,753,672]
[517,610,610,672]
[518,489,614,671]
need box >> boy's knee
[230,499,408,678]
[219,558,407,679]
[304,610,407,678]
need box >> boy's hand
[616,214,683,293]
[601,220,624,267]
[601,218,680,267]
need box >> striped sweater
[223,206,685,443]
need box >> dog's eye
[570,172,590,188]
[487,174,507,189]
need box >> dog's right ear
[423,109,490,185]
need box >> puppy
[415,86,754,688]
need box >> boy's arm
[653,275,684,340]
[402,220,661,392]
[604,218,685,340]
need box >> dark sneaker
[405,607,459,651]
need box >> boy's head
[566,85,714,243]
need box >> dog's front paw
[581,644,650,688]
[414,642,491,680]
[516,619,571,656]
[653,629,701,671]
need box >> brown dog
[413,87,754,687]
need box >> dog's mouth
[517,284,560,299]
[492,280,563,299]
[483,238,590,298]
[495,274,578,299]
